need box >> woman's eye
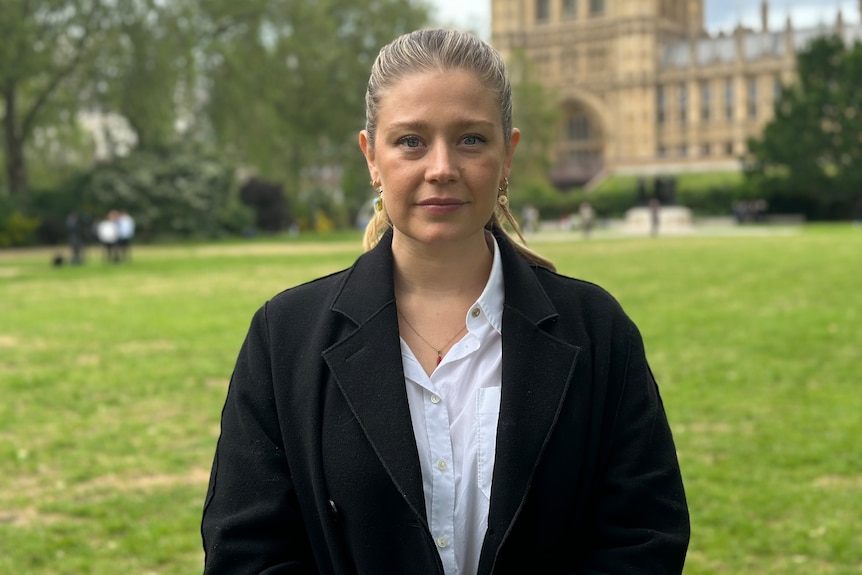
[398,136,422,148]
[462,135,485,146]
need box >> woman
[202,29,689,575]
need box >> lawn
[1,225,860,574]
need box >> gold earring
[370,180,384,212]
[497,178,509,207]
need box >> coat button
[329,499,340,523]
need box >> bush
[510,171,748,222]
[75,142,240,240]
[0,197,41,247]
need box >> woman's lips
[417,199,465,215]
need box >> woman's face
[359,69,519,248]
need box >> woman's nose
[425,143,459,183]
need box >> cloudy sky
[427,0,858,39]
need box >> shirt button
[436,459,448,471]
[430,394,441,404]
[471,308,481,318]
[436,536,449,548]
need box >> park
[2,1,862,572]
[1,223,860,573]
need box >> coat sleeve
[577,322,690,575]
[201,304,317,574]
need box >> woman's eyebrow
[385,118,497,132]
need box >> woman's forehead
[376,69,499,118]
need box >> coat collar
[329,226,560,327]
[323,227,580,570]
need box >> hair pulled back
[361,28,554,271]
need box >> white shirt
[117,214,135,239]
[401,235,504,575]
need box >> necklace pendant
[436,354,442,366]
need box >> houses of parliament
[490,0,860,188]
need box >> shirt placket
[424,384,458,574]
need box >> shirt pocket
[476,386,501,500]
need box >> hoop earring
[497,178,510,207]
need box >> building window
[658,145,667,158]
[724,78,734,121]
[568,116,590,141]
[657,86,666,125]
[679,84,687,125]
[536,0,550,22]
[700,81,711,122]
[701,143,711,156]
[563,0,577,18]
[747,77,758,119]
[725,141,734,156]
[589,0,604,16]
[773,75,782,102]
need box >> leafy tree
[200,0,429,225]
[0,0,113,198]
[507,49,563,211]
[0,0,199,199]
[82,0,197,151]
[745,35,862,219]
[2,0,430,231]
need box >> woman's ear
[504,128,521,177]
[359,131,378,183]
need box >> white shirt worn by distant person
[97,220,118,244]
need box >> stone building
[490,0,861,188]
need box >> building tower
[491,0,703,187]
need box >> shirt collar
[470,231,504,334]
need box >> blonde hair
[361,28,555,271]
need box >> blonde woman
[202,29,689,575]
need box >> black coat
[202,229,689,574]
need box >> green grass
[2,225,861,574]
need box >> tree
[0,0,112,198]
[200,0,429,224]
[2,0,430,228]
[83,0,197,151]
[507,49,563,208]
[745,35,862,219]
[0,0,198,199]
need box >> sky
[427,0,859,40]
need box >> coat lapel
[321,230,429,525]
[481,231,581,571]
[322,228,581,569]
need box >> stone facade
[491,0,861,187]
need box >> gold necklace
[398,310,467,366]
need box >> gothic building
[490,0,861,188]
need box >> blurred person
[579,201,595,238]
[66,211,85,265]
[96,211,119,263]
[116,209,135,262]
[650,197,661,237]
[521,204,539,233]
[202,28,689,575]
